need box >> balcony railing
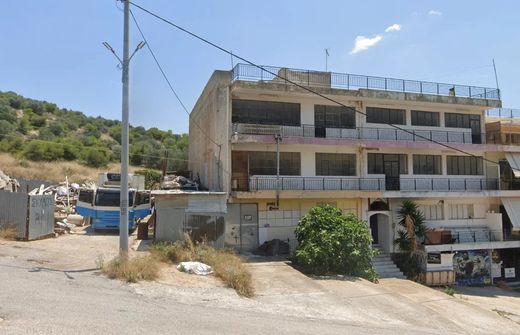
[232,63,501,100]
[232,123,482,144]
[486,108,520,119]
[233,176,499,192]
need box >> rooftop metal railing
[486,108,520,118]
[232,123,483,144]
[232,63,501,100]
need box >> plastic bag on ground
[177,261,213,275]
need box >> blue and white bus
[76,173,151,231]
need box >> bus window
[95,190,134,207]
[135,191,151,206]
[78,189,94,204]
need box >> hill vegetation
[0,91,188,170]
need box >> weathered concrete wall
[189,71,232,193]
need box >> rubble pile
[0,170,19,192]
[161,175,199,191]
[28,180,94,236]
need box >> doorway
[370,215,379,244]
[470,115,482,144]
[383,155,401,191]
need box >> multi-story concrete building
[189,64,520,283]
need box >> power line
[129,1,513,171]
[129,9,221,149]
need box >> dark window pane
[366,107,405,125]
[447,156,483,175]
[413,155,442,175]
[249,151,300,176]
[314,105,355,129]
[232,99,300,126]
[316,153,356,176]
[411,111,440,127]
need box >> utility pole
[120,0,131,257]
[325,48,330,72]
[275,133,282,208]
[103,1,145,257]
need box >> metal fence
[232,63,501,100]
[233,123,481,144]
[0,191,54,240]
[16,177,53,193]
[486,108,520,119]
[233,176,500,192]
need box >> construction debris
[161,175,199,191]
[254,239,291,256]
[0,170,19,192]
[177,262,213,275]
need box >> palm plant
[394,200,428,254]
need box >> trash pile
[27,180,94,236]
[0,170,19,192]
[177,261,213,275]
[254,239,291,256]
[161,175,199,191]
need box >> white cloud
[428,10,442,16]
[385,24,401,33]
[350,35,383,54]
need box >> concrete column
[300,150,315,176]
[300,101,314,125]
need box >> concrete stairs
[372,248,406,279]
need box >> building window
[445,113,475,128]
[419,204,444,220]
[232,99,300,126]
[448,204,474,219]
[366,107,405,125]
[315,153,356,176]
[447,156,483,175]
[367,153,408,174]
[413,155,442,175]
[249,152,300,176]
[411,110,440,127]
[314,105,355,129]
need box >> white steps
[372,250,406,279]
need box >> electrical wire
[128,0,516,172]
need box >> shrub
[0,224,18,240]
[101,255,159,283]
[294,205,378,282]
[84,148,109,167]
[135,169,162,189]
[151,238,254,297]
[444,286,456,296]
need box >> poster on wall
[453,250,491,286]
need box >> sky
[0,1,519,134]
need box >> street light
[102,28,145,257]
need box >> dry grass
[0,224,18,240]
[152,237,254,297]
[100,255,160,283]
[0,152,139,184]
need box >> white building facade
[189,64,520,284]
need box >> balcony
[232,63,501,100]
[232,176,499,192]
[233,123,481,144]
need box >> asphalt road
[0,254,433,335]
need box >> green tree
[0,120,14,140]
[294,205,378,282]
[84,148,109,168]
[394,200,428,254]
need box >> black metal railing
[232,63,501,100]
[232,176,500,192]
[486,108,520,118]
[424,228,502,245]
[232,123,484,144]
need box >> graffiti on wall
[453,250,491,286]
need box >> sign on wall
[453,250,491,286]
[427,253,441,264]
[505,268,516,279]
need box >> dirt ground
[1,230,520,334]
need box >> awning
[502,198,520,230]
[505,153,520,177]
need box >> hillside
[0,91,188,170]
